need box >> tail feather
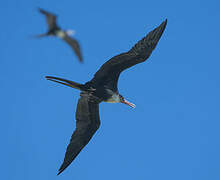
[29,33,48,39]
[45,76,85,91]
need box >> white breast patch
[56,31,66,38]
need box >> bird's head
[106,89,136,108]
[118,94,136,108]
[66,29,76,36]
[105,89,136,108]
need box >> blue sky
[1,0,220,179]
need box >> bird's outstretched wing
[62,35,83,62]
[57,93,101,175]
[38,8,58,30]
[89,19,167,91]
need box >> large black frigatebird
[46,19,167,175]
[36,8,83,62]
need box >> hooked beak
[121,99,136,108]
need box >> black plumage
[46,19,167,175]
[37,8,83,62]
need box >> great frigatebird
[46,19,167,175]
[36,8,83,62]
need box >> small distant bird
[37,8,83,62]
[46,19,167,175]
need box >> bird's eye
[119,95,124,101]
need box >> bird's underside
[46,19,167,175]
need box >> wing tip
[153,18,168,41]
[57,164,67,175]
[57,170,62,176]
[159,18,167,32]
[163,18,167,27]
[78,57,83,63]
[38,7,57,17]
[38,7,45,14]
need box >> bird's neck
[104,89,120,103]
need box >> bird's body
[37,8,83,62]
[46,19,167,175]
[55,30,66,38]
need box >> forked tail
[45,76,85,91]
[29,33,48,39]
